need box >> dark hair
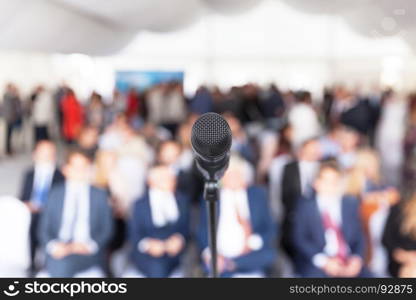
[317,159,342,177]
[65,147,93,164]
[296,90,312,104]
[275,122,292,156]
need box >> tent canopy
[0,0,414,55]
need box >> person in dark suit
[19,140,64,270]
[155,140,190,196]
[38,150,113,277]
[383,193,416,277]
[280,138,321,257]
[292,161,369,277]
[127,166,190,277]
[340,97,374,137]
[198,155,276,277]
[224,113,256,165]
[3,83,22,155]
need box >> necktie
[67,189,80,242]
[33,178,49,207]
[322,210,347,261]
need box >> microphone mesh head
[191,113,232,158]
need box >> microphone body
[191,112,232,181]
[193,151,230,182]
[191,112,232,278]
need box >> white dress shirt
[48,181,97,254]
[298,160,318,195]
[217,189,262,259]
[137,189,181,253]
[149,188,179,228]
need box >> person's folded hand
[165,234,184,257]
[341,256,362,277]
[70,242,92,255]
[147,239,165,257]
[51,242,70,259]
[323,257,344,277]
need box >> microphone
[190,112,232,278]
[191,112,232,181]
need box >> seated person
[156,140,191,195]
[292,160,370,277]
[197,155,276,277]
[20,140,64,269]
[126,166,190,278]
[281,138,321,258]
[76,126,99,160]
[383,191,416,277]
[38,150,113,277]
[224,113,256,165]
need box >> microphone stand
[203,181,219,278]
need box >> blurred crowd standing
[3,80,416,278]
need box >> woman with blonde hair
[93,150,117,189]
[346,148,381,196]
[346,148,399,276]
[383,192,416,277]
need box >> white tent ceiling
[0,0,261,55]
[0,0,414,55]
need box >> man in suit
[198,155,276,277]
[38,150,113,277]
[292,160,369,277]
[127,166,190,277]
[224,113,256,165]
[3,83,22,155]
[19,140,64,270]
[280,138,321,256]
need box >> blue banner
[115,70,184,93]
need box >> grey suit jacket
[38,182,113,276]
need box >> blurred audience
[38,150,113,277]
[292,161,369,277]
[60,89,83,144]
[19,141,64,271]
[3,83,22,155]
[1,80,415,278]
[280,138,321,259]
[288,91,321,148]
[346,148,399,276]
[126,166,190,277]
[375,90,406,186]
[31,85,55,143]
[198,155,276,277]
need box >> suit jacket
[38,183,113,276]
[280,161,301,255]
[382,204,416,277]
[292,194,366,277]
[20,167,64,203]
[129,191,190,277]
[281,161,301,216]
[340,98,373,135]
[197,186,277,276]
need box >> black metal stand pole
[204,181,219,278]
